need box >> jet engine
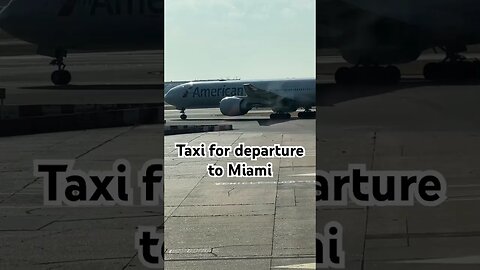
[341,46,421,65]
[219,97,251,116]
[340,19,423,65]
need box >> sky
[165,0,315,82]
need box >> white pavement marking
[392,255,480,264]
[215,180,315,186]
[289,173,316,177]
[273,263,316,269]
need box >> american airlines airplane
[164,79,316,120]
[318,0,480,84]
[0,0,162,85]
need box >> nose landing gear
[180,109,187,120]
[50,50,71,86]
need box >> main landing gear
[424,47,480,81]
[180,109,187,120]
[270,112,291,120]
[50,50,71,86]
[335,65,401,85]
[298,109,316,119]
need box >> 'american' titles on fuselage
[191,85,245,98]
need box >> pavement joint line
[0,192,38,195]
[269,133,284,269]
[32,214,165,231]
[164,132,243,222]
[169,214,273,218]
[166,132,204,154]
[121,252,139,270]
[166,203,275,207]
[294,188,297,206]
[54,214,164,223]
[165,255,315,262]
[0,126,135,206]
[35,256,132,266]
[0,177,40,204]
[75,125,136,159]
[215,180,315,186]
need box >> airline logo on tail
[59,0,163,16]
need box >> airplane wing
[243,83,278,100]
[243,83,296,108]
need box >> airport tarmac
[0,50,163,105]
[164,109,316,269]
[317,53,480,269]
[0,33,165,269]
[0,124,164,269]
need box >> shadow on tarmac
[168,118,308,126]
[317,78,480,106]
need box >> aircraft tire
[270,113,291,120]
[335,67,354,85]
[385,66,401,84]
[51,70,71,86]
[298,111,316,119]
[180,114,187,120]
[424,63,440,81]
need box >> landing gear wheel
[51,70,71,86]
[270,113,291,120]
[424,46,480,82]
[180,114,187,120]
[423,63,440,81]
[298,111,316,119]
[50,49,71,86]
[335,67,354,85]
[384,66,401,84]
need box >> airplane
[164,79,316,120]
[0,0,163,85]
[318,0,480,84]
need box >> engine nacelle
[341,46,421,65]
[340,19,423,65]
[219,97,251,116]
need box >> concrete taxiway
[317,52,480,269]
[0,31,164,269]
[164,109,316,269]
[0,124,163,269]
[0,50,163,105]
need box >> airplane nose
[164,88,175,106]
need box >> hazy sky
[165,0,315,82]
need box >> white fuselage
[164,79,316,110]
